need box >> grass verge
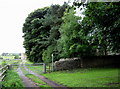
[42,68,120,87]
[2,70,24,89]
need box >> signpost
[51,51,58,72]
[51,54,54,72]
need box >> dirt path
[23,65,70,89]
[16,65,40,89]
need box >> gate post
[43,63,46,73]
[8,64,12,70]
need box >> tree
[73,2,120,55]
[23,4,68,63]
[23,2,120,63]
[23,7,49,62]
[14,55,20,59]
[58,7,95,58]
[42,4,68,62]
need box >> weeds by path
[2,70,24,88]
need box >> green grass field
[42,68,120,87]
[0,59,22,66]
[0,60,2,65]
[0,56,15,60]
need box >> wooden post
[0,82,2,89]
[48,63,50,72]
[80,59,83,68]
[8,64,12,70]
[43,63,46,73]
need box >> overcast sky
[0,0,68,54]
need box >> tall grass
[2,70,24,89]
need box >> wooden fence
[0,65,9,82]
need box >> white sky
[0,0,68,54]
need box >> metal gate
[11,63,46,74]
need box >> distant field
[42,68,120,87]
[0,56,15,60]
[0,60,2,65]
[0,59,22,65]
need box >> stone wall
[81,55,119,68]
[54,55,120,71]
[54,58,81,70]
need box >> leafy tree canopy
[23,2,120,63]
[23,4,68,63]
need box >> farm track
[16,65,40,89]
[23,65,71,89]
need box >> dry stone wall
[54,58,81,70]
[54,55,119,71]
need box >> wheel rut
[17,65,40,89]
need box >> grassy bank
[2,70,24,89]
[42,68,120,87]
